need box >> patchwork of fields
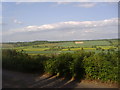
[2,39,119,55]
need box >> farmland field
[1,39,119,55]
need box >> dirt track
[2,70,118,88]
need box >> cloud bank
[3,18,118,42]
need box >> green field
[2,39,119,55]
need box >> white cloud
[23,25,55,31]
[84,30,94,33]
[4,18,118,35]
[55,2,97,8]
[13,19,22,24]
[75,3,96,8]
[57,2,71,5]
[15,2,22,5]
[3,18,118,41]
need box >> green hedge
[2,49,47,72]
[2,49,119,82]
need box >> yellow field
[62,48,96,51]
[96,46,116,49]
[16,48,49,51]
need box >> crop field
[1,39,119,55]
[57,40,111,47]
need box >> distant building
[75,41,84,44]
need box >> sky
[2,2,118,42]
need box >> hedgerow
[2,49,119,83]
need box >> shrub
[2,49,47,73]
[2,49,119,83]
[83,52,119,82]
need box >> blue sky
[2,2,118,42]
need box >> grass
[20,48,49,51]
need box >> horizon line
[1,38,119,43]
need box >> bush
[83,52,119,82]
[44,59,57,75]
[2,49,47,73]
[2,49,119,83]
[69,51,91,79]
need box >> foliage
[83,51,119,82]
[45,53,73,77]
[2,49,47,73]
[2,49,119,83]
